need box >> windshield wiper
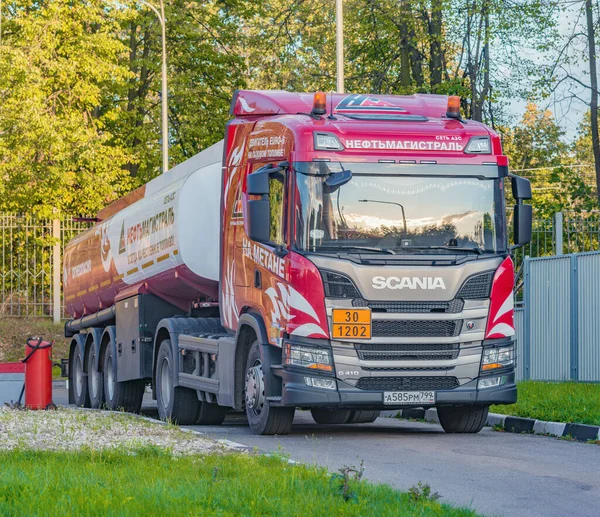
[398,246,484,255]
[311,245,396,255]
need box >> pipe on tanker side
[64,306,116,338]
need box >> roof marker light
[465,136,491,154]
[312,92,327,116]
[446,96,461,119]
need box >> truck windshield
[294,162,506,254]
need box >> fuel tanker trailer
[64,90,533,435]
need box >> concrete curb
[388,408,600,443]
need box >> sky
[508,2,592,142]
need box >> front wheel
[245,341,294,435]
[437,405,489,433]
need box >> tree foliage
[0,0,597,216]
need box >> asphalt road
[53,385,600,517]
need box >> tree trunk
[586,0,600,204]
[399,3,411,87]
[429,0,443,88]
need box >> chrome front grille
[356,343,459,361]
[353,298,464,314]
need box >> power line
[510,164,592,172]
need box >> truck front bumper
[279,369,516,409]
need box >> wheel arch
[235,312,282,408]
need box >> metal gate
[517,251,600,382]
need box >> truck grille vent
[353,298,464,314]
[371,320,461,338]
[356,343,459,352]
[356,344,459,361]
[457,271,494,299]
[321,270,360,299]
[361,366,453,372]
[359,351,458,361]
[356,376,460,391]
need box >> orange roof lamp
[446,95,462,120]
[311,92,327,116]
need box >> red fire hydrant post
[23,337,54,410]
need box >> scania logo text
[372,276,446,290]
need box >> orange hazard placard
[332,308,371,339]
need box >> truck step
[179,372,219,394]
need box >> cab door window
[269,170,286,245]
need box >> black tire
[87,345,104,409]
[196,401,228,425]
[245,341,294,435]
[437,405,489,433]
[102,342,145,413]
[311,408,352,425]
[346,410,380,424]
[72,345,90,408]
[156,340,199,425]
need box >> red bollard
[24,337,54,410]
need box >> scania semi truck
[63,90,532,435]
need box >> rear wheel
[346,410,380,424]
[311,408,352,425]
[245,341,294,435]
[102,342,144,413]
[72,345,90,408]
[87,345,104,409]
[156,340,199,425]
[437,405,489,433]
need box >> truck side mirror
[247,198,270,243]
[247,167,270,195]
[514,203,532,246]
[510,175,532,246]
[246,166,281,244]
[511,175,532,201]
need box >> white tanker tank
[63,141,224,323]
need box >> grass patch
[0,449,477,516]
[492,380,600,426]
[0,317,67,378]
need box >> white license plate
[383,391,436,405]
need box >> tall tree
[0,0,134,217]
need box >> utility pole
[139,0,169,174]
[336,0,344,93]
[585,0,600,204]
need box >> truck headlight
[478,375,508,389]
[283,343,333,373]
[481,345,514,371]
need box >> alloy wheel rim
[107,355,115,401]
[245,360,265,417]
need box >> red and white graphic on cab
[485,257,515,339]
